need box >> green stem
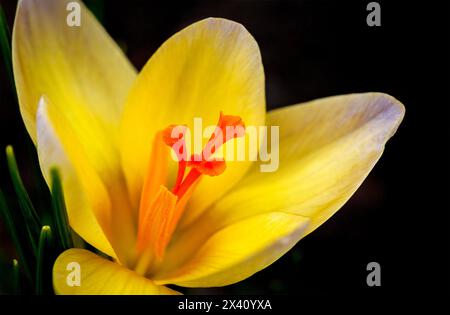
[35,225,52,295]
[50,168,74,250]
[12,259,20,294]
[0,4,16,94]
[6,146,41,254]
[0,190,32,281]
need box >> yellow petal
[153,212,309,287]
[13,0,136,184]
[36,96,116,258]
[119,18,265,217]
[202,92,405,234]
[53,249,179,295]
[156,92,404,286]
[14,0,138,263]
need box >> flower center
[133,112,245,275]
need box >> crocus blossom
[12,0,404,294]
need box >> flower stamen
[135,112,245,274]
[163,112,245,198]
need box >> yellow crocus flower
[12,0,404,294]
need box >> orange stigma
[135,112,245,274]
[162,112,245,199]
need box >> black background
[0,0,449,298]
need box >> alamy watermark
[66,2,81,27]
[366,261,381,286]
[66,261,81,287]
[165,118,280,173]
[366,2,381,27]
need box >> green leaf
[0,190,32,281]
[50,168,74,251]
[6,145,41,253]
[35,225,53,295]
[12,259,20,294]
[0,4,15,93]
